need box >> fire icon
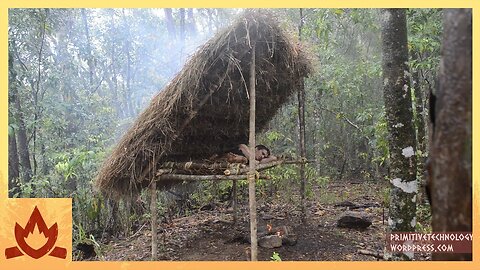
[5,206,67,259]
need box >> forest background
[7,8,442,252]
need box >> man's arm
[238,144,252,158]
[259,155,278,164]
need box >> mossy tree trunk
[411,65,427,203]
[381,8,418,260]
[430,8,472,261]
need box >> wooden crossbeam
[155,173,269,182]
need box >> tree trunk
[411,62,427,203]
[207,9,214,35]
[40,143,48,175]
[187,9,197,37]
[430,9,472,261]
[122,9,134,117]
[9,48,32,185]
[179,8,186,48]
[164,8,176,40]
[380,9,418,261]
[107,10,122,118]
[8,128,20,197]
[81,8,96,91]
[412,68,426,158]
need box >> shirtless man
[226,144,277,164]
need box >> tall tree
[105,9,122,118]
[164,8,176,40]
[430,8,472,261]
[81,9,96,90]
[7,37,20,192]
[411,66,427,199]
[380,9,418,260]
[8,46,33,186]
[187,9,197,37]
[31,9,48,176]
[179,8,186,47]
[121,9,134,118]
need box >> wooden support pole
[298,78,308,224]
[232,179,238,224]
[248,43,258,261]
[150,180,157,260]
[297,8,308,224]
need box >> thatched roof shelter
[95,10,313,198]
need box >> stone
[258,235,282,248]
[337,211,372,229]
[281,234,297,246]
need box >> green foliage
[9,7,228,235]
[415,203,432,233]
[270,251,282,262]
[73,222,101,260]
[381,186,390,208]
[266,9,387,181]
[370,112,389,166]
[407,9,442,93]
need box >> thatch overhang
[95,10,313,198]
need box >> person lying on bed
[224,144,278,164]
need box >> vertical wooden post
[248,44,258,261]
[151,179,158,260]
[232,179,238,224]
[297,8,308,224]
[298,79,308,224]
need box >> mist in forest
[8,8,465,262]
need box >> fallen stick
[357,249,384,260]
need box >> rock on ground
[258,235,282,248]
[337,211,372,229]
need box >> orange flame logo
[5,206,67,259]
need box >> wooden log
[156,173,268,181]
[357,249,384,260]
[155,159,311,176]
[159,160,236,172]
[248,43,258,261]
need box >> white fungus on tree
[390,178,417,194]
[401,146,414,158]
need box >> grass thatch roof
[95,10,313,198]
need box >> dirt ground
[89,181,429,261]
